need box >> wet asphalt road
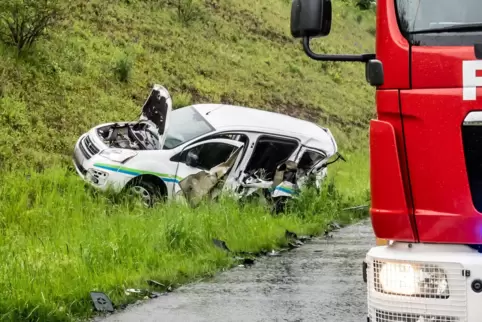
[101,219,374,322]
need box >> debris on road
[327,221,343,231]
[266,250,281,257]
[91,292,115,313]
[90,223,348,319]
[124,288,169,300]
[324,231,334,239]
[285,230,298,240]
[146,279,165,288]
[99,221,374,322]
[211,230,314,267]
[298,235,312,243]
[212,238,231,252]
[238,257,256,266]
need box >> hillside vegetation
[0,0,375,320]
[0,0,375,169]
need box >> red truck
[291,0,482,321]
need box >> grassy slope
[0,0,375,168]
[0,0,375,320]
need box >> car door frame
[168,130,306,195]
[235,133,302,190]
[170,138,246,196]
[172,130,259,191]
[243,134,301,171]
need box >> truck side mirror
[291,0,332,38]
[365,59,384,87]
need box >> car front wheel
[126,179,164,207]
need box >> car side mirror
[291,0,332,38]
[185,150,199,168]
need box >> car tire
[126,178,165,208]
[271,196,289,215]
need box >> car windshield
[396,0,482,33]
[162,106,214,149]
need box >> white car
[72,85,340,207]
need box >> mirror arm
[302,37,375,62]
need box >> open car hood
[139,84,172,147]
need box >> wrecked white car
[73,84,342,207]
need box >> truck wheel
[126,179,164,207]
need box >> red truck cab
[291,0,482,321]
[373,0,482,245]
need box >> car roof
[190,104,337,156]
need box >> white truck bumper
[365,242,482,322]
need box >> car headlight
[377,261,449,298]
[99,149,137,163]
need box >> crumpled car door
[301,158,328,189]
[176,138,245,207]
[293,147,329,189]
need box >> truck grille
[366,257,467,322]
[462,114,482,212]
[79,135,100,160]
[373,310,458,322]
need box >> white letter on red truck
[463,61,482,101]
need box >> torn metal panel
[272,160,298,189]
[179,147,242,207]
[180,149,336,210]
[178,171,219,207]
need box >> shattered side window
[298,150,326,170]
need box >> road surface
[101,219,374,322]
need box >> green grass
[0,168,366,321]
[0,0,375,320]
[331,149,370,203]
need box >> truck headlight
[99,149,137,163]
[376,261,449,298]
